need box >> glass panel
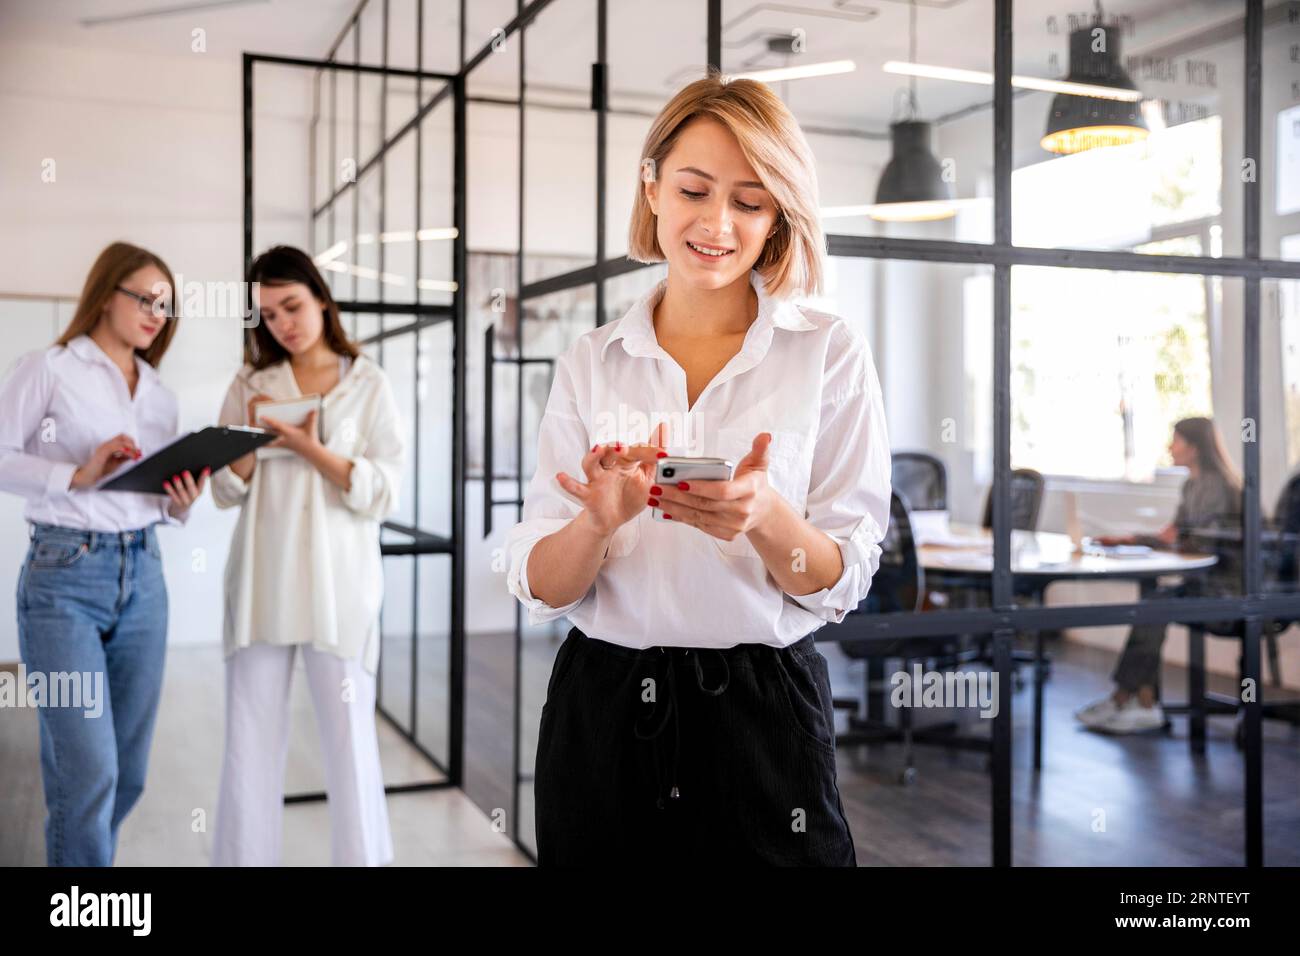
[418,322,452,537]
[463,0,520,97]
[360,71,385,168]
[822,630,996,864]
[421,0,462,76]
[381,130,418,305]
[1010,267,1244,607]
[327,189,354,301]
[1031,622,1247,864]
[604,1,708,260]
[523,0,596,283]
[722,0,995,243]
[819,258,996,614]
[380,554,414,733]
[251,64,316,254]
[1013,1,1243,257]
[1264,5,1300,260]
[358,0,385,67]
[385,73,420,142]
[469,251,519,480]
[354,163,383,302]
[1264,276,1300,596]
[388,0,419,73]
[418,93,455,307]
[521,281,595,359]
[383,328,419,528]
[415,553,450,766]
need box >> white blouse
[210,353,404,674]
[0,334,188,532]
[505,269,892,650]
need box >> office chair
[980,467,1046,533]
[830,492,995,784]
[942,468,1050,686]
[891,451,948,513]
[1163,476,1300,749]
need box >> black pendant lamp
[872,0,955,222]
[1041,4,1148,154]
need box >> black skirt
[534,626,857,866]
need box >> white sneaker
[1094,699,1166,735]
[1074,695,1119,726]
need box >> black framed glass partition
[243,0,463,802]
[249,0,1300,867]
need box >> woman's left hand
[163,467,209,517]
[259,409,323,457]
[650,432,779,542]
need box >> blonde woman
[0,242,204,865]
[209,246,403,867]
[506,73,891,865]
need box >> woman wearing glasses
[506,75,891,865]
[0,241,205,866]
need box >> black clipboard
[97,426,278,494]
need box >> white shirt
[209,353,404,674]
[0,334,188,532]
[505,269,892,649]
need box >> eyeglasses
[116,286,176,322]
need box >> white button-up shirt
[0,334,186,532]
[209,354,404,674]
[505,269,891,650]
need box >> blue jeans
[16,521,168,866]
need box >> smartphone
[651,456,734,521]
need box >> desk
[915,523,1218,770]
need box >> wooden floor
[3,631,1298,865]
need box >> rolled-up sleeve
[785,325,892,624]
[157,396,194,527]
[210,372,252,510]
[340,369,405,521]
[505,348,620,626]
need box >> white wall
[0,40,251,662]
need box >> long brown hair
[56,242,179,368]
[246,245,359,370]
[1175,417,1242,492]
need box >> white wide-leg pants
[212,642,394,866]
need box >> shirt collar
[600,268,816,362]
[68,333,160,386]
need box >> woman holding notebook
[209,245,405,867]
[0,241,205,866]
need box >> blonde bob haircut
[628,70,826,300]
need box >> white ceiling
[0,0,1267,132]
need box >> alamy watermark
[890,663,999,718]
[0,665,104,718]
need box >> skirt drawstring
[633,648,731,809]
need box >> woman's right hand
[557,422,667,537]
[71,433,142,489]
[228,392,275,481]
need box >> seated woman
[1075,417,1242,734]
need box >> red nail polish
[647,497,659,507]
[650,485,662,495]
[592,444,598,452]
[663,513,672,520]
[656,451,668,458]
[615,442,622,451]
[677,481,690,491]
